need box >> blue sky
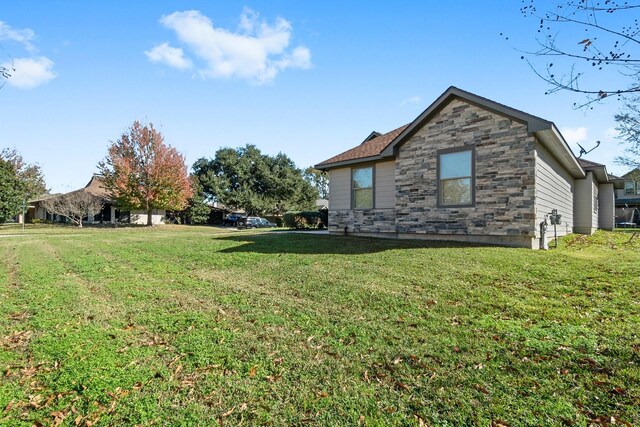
[0,1,633,193]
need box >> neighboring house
[28,175,166,225]
[613,168,640,227]
[315,86,615,249]
[316,199,329,211]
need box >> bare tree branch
[42,192,105,228]
[518,0,640,107]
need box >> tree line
[0,121,327,227]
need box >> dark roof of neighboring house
[616,198,640,206]
[29,175,110,203]
[578,158,605,168]
[315,86,585,179]
[621,168,640,179]
[80,174,110,198]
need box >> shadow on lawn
[214,232,487,255]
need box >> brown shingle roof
[578,158,605,169]
[316,124,409,168]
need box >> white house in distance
[316,86,615,249]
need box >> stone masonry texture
[329,98,538,240]
[395,98,537,237]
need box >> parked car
[237,216,277,229]
[256,217,277,228]
[223,214,246,226]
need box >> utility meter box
[549,209,561,225]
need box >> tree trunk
[147,208,153,226]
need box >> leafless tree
[519,0,640,108]
[41,191,105,228]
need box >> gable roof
[578,159,611,183]
[81,174,110,198]
[315,86,585,179]
[621,168,640,179]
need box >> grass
[0,225,638,426]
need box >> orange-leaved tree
[98,121,193,226]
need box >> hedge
[283,210,328,229]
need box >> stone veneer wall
[328,209,396,234]
[394,98,537,242]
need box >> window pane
[354,188,373,208]
[441,178,471,205]
[352,167,372,189]
[440,151,471,179]
[624,180,635,195]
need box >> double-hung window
[438,147,474,207]
[352,166,373,209]
[624,180,636,195]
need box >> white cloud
[604,127,619,140]
[3,57,56,89]
[144,42,192,70]
[560,126,588,145]
[400,96,421,106]
[150,8,311,83]
[560,126,589,154]
[0,21,36,52]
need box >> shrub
[283,211,327,229]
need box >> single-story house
[315,86,615,249]
[28,175,166,225]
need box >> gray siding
[534,141,574,237]
[598,183,615,230]
[573,172,597,234]
[375,160,395,209]
[329,167,350,210]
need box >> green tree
[181,180,211,225]
[303,167,329,199]
[615,91,640,169]
[0,159,23,223]
[0,148,47,200]
[193,144,317,216]
[98,121,193,226]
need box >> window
[352,166,373,208]
[624,180,636,195]
[438,147,474,207]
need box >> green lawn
[0,226,638,426]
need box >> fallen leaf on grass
[316,391,328,398]
[51,410,66,426]
[249,366,257,378]
[222,407,234,417]
[395,381,411,392]
[474,383,490,394]
[611,387,626,396]
[3,400,14,412]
